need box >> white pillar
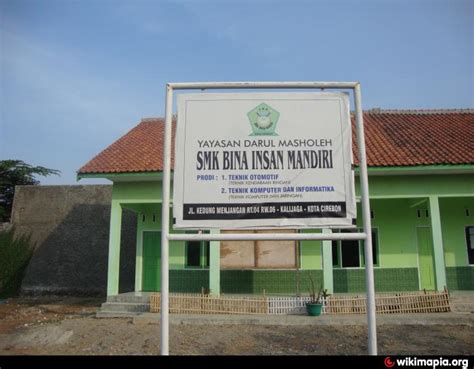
[322,229,334,294]
[429,196,447,291]
[107,201,122,297]
[209,229,221,296]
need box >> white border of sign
[160,81,377,355]
[173,92,357,229]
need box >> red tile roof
[78,118,175,174]
[78,110,474,175]
[353,110,474,167]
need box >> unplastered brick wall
[11,185,137,296]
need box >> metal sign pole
[160,81,377,355]
[354,83,377,355]
[160,84,173,355]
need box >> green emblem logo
[247,103,280,136]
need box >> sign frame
[172,92,357,230]
[159,81,377,355]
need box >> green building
[77,109,474,297]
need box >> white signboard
[173,92,356,229]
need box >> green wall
[446,267,474,290]
[112,181,163,203]
[359,174,473,198]
[300,229,322,270]
[347,197,471,270]
[440,197,474,267]
[111,175,474,293]
[300,198,430,271]
[168,269,324,295]
[166,268,420,294]
[170,270,209,293]
[132,204,186,270]
[334,268,419,293]
[299,196,474,292]
[109,172,474,201]
[368,198,426,268]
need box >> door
[142,231,161,292]
[417,227,435,290]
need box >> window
[185,241,210,268]
[332,229,379,268]
[220,229,297,269]
[341,239,360,267]
[332,241,339,267]
[416,208,429,219]
[466,227,474,265]
[186,241,201,267]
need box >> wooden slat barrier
[149,290,450,315]
[150,293,268,315]
[324,290,450,315]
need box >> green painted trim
[199,241,207,267]
[357,164,474,175]
[107,201,122,296]
[85,170,473,202]
[77,171,163,180]
[360,174,474,198]
[322,229,333,294]
[209,230,221,296]
[429,196,448,291]
[78,164,474,180]
[365,195,474,199]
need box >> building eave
[77,171,164,182]
[359,164,474,176]
[77,164,474,182]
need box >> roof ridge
[365,108,474,115]
[140,116,178,123]
[140,117,164,123]
[143,110,474,120]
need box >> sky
[0,0,472,185]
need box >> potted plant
[306,274,329,316]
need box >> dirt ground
[0,297,472,355]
